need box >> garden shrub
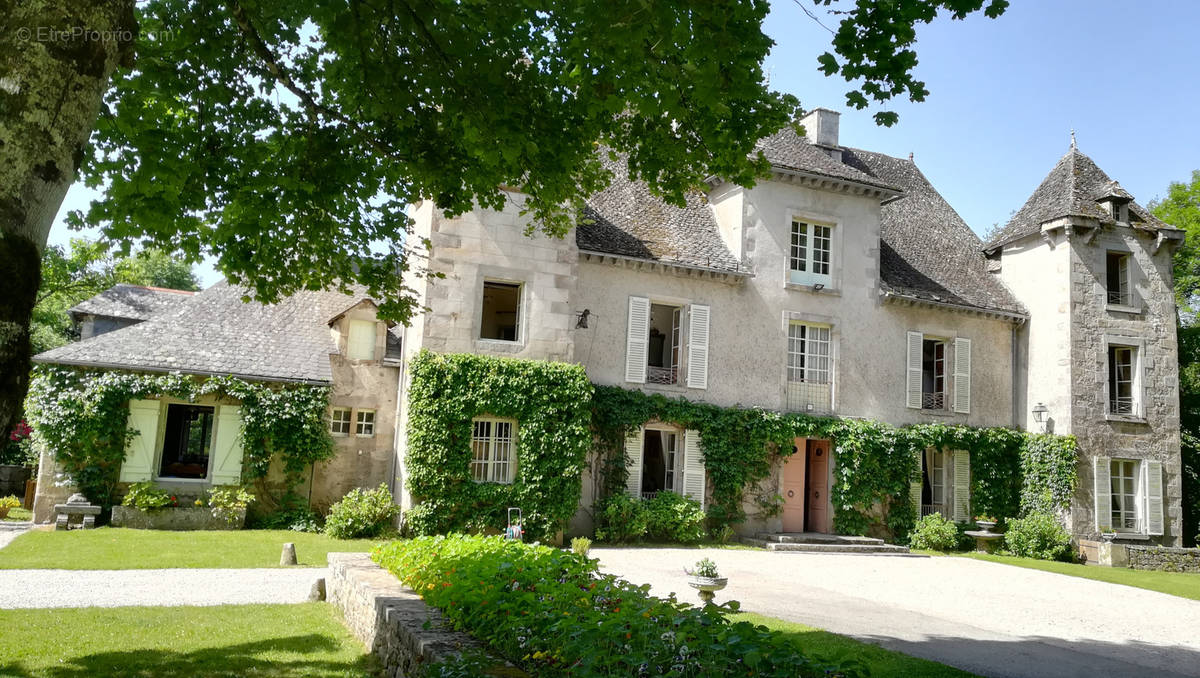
[643,491,706,543]
[122,482,176,511]
[324,484,399,539]
[373,535,841,677]
[207,485,255,525]
[908,512,960,551]
[1005,512,1072,561]
[593,493,647,543]
[250,505,323,533]
[570,536,591,557]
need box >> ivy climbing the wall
[25,367,333,508]
[402,350,593,542]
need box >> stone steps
[0,522,31,531]
[742,533,913,555]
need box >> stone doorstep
[326,552,529,677]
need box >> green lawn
[0,528,384,569]
[0,603,375,677]
[936,551,1200,601]
[731,612,977,678]
[1,507,31,522]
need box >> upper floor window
[906,333,971,414]
[647,303,682,385]
[480,281,522,342]
[786,322,832,414]
[1108,345,1138,416]
[330,408,352,437]
[1106,251,1131,306]
[355,410,376,437]
[347,319,377,360]
[922,339,946,410]
[625,296,710,390]
[470,417,517,484]
[788,219,833,287]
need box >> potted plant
[974,515,999,532]
[0,495,20,520]
[684,557,727,605]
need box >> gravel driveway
[0,568,325,609]
[595,547,1200,678]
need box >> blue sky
[48,0,1200,287]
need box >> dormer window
[347,319,377,360]
[1108,201,1128,222]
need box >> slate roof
[755,126,900,192]
[36,281,377,384]
[68,284,195,322]
[985,146,1174,250]
[577,153,743,272]
[840,148,1025,315]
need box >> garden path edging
[326,552,526,677]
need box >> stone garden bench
[54,494,101,530]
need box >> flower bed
[372,535,840,677]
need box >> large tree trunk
[0,1,135,435]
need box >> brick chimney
[799,108,840,148]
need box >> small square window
[480,281,521,342]
[356,410,376,437]
[330,408,352,437]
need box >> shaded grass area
[0,603,374,678]
[730,612,977,678]
[931,550,1200,601]
[0,528,383,569]
[1,507,31,522]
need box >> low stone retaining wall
[111,505,245,530]
[327,552,525,677]
[1126,545,1200,573]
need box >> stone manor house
[33,109,1186,548]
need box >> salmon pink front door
[806,439,830,533]
[781,438,806,532]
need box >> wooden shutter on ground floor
[909,447,923,513]
[625,296,650,384]
[686,304,710,390]
[624,428,643,498]
[906,331,923,409]
[952,449,970,522]
[1145,460,1164,536]
[1094,456,1112,533]
[952,337,972,414]
[210,405,244,485]
[119,399,161,483]
[682,429,706,510]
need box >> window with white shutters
[1110,458,1139,532]
[625,297,650,384]
[470,417,517,484]
[686,304,710,389]
[952,338,971,414]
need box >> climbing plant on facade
[24,366,333,508]
[402,351,593,542]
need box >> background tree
[31,238,200,355]
[1,0,1008,439]
[1151,170,1200,546]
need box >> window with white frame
[1106,251,1132,306]
[470,417,517,483]
[330,408,351,436]
[347,319,377,360]
[647,303,683,385]
[786,322,832,414]
[1108,344,1137,415]
[1110,458,1140,531]
[355,410,376,437]
[788,218,833,287]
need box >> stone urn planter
[111,505,246,531]
[686,575,729,605]
[975,520,998,532]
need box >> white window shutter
[624,428,643,498]
[952,449,970,522]
[120,399,161,483]
[1094,456,1112,533]
[210,405,245,485]
[347,320,376,360]
[953,338,972,414]
[625,296,650,384]
[682,429,706,510]
[906,332,923,409]
[686,304,710,389]
[910,447,923,513]
[1145,460,1164,536]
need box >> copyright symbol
[16,27,31,41]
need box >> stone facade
[1125,545,1200,573]
[326,552,522,677]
